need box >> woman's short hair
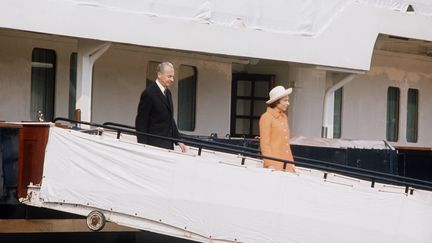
[268,99,280,108]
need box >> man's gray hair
[157,62,174,73]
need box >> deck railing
[54,117,432,192]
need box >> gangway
[3,118,432,243]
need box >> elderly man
[135,62,187,152]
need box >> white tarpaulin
[291,136,393,150]
[359,0,432,16]
[67,0,432,36]
[39,127,432,242]
[70,0,351,36]
[3,0,432,70]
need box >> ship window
[231,74,274,138]
[178,65,197,131]
[68,52,77,120]
[406,88,418,143]
[31,48,56,121]
[146,61,159,87]
[333,87,343,138]
[386,87,400,142]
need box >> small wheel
[86,210,106,231]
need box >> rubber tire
[86,210,106,232]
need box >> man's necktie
[164,89,168,101]
[164,89,172,110]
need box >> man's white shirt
[155,79,166,95]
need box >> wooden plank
[0,123,23,128]
[0,219,139,233]
[396,146,432,151]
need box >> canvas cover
[64,0,432,36]
[291,136,394,150]
[2,0,432,70]
[39,127,432,242]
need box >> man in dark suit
[135,62,187,152]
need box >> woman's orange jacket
[259,107,295,172]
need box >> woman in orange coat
[259,86,296,173]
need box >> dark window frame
[386,86,400,142]
[177,65,197,132]
[333,87,343,139]
[30,48,57,122]
[68,52,77,120]
[230,74,274,138]
[406,88,419,143]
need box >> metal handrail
[103,122,135,130]
[54,117,432,191]
[102,121,260,154]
